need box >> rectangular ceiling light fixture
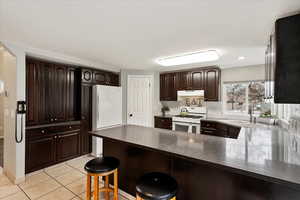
[156,50,219,66]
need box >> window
[223,81,265,114]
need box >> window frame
[222,81,265,115]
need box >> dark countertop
[26,120,81,130]
[91,124,300,189]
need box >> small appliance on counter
[172,90,206,134]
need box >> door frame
[127,75,154,127]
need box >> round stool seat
[84,157,120,174]
[136,172,178,200]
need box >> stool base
[86,169,118,200]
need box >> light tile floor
[0,155,130,200]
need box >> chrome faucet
[248,104,257,124]
[248,104,254,123]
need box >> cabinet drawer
[216,123,228,131]
[26,128,51,138]
[154,117,172,130]
[201,128,217,136]
[48,125,80,133]
[201,121,217,129]
[26,125,81,138]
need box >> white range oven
[172,90,206,134]
[172,114,205,134]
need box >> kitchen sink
[221,120,258,128]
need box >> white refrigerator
[92,85,122,157]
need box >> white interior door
[127,75,153,127]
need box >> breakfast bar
[91,124,300,200]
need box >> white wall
[221,64,265,83]
[0,45,21,182]
[121,69,161,126]
[0,49,4,138]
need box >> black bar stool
[84,157,120,200]
[136,172,178,200]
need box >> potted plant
[161,106,170,116]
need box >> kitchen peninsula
[91,124,300,200]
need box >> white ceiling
[1,0,300,71]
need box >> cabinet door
[160,73,177,101]
[26,59,40,125]
[107,73,119,86]
[56,131,80,162]
[66,67,80,121]
[51,65,67,122]
[93,70,107,85]
[204,68,220,101]
[39,63,52,124]
[81,84,92,155]
[154,117,172,130]
[189,70,205,90]
[82,68,93,83]
[25,136,56,173]
[275,14,300,103]
[176,72,189,90]
[26,59,50,125]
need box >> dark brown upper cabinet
[204,68,220,101]
[175,71,189,90]
[50,64,67,122]
[92,70,119,86]
[160,73,177,101]
[26,59,41,125]
[160,67,220,102]
[26,58,80,126]
[188,70,205,90]
[93,70,107,84]
[274,14,300,103]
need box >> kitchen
[1,1,300,200]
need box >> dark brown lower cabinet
[26,124,81,173]
[26,136,56,172]
[201,120,240,139]
[103,138,300,200]
[154,116,172,130]
[56,131,80,162]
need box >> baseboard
[118,188,135,200]
[4,169,25,184]
[107,182,135,200]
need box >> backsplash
[160,101,222,116]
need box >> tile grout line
[20,171,65,200]
[43,168,80,200]
[17,184,32,200]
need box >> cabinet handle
[50,118,54,122]
[54,118,57,121]
[69,126,72,129]
[41,130,45,134]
